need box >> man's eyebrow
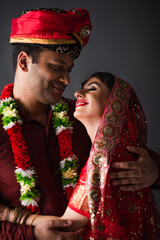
[54,59,74,68]
[54,59,66,64]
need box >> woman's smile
[76,100,88,108]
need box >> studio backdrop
[0,0,160,210]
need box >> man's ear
[17,51,30,72]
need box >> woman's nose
[74,89,85,98]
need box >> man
[0,8,159,240]
[0,8,92,239]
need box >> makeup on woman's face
[74,77,110,121]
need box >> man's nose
[59,72,70,86]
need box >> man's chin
[50,97,62,105]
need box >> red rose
[65,186,74,201]
[1,84,14,100]
[58,130,73,159]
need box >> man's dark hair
[11,43,44,73]
[81,72,115,91]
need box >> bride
[64,72,160,239]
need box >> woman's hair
[81,72,115,91]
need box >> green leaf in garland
[2,116,20,126]
[20,188,40,201]
[16,173,37,186]
[52,117,72,128]
[0,100,16,111]
[53,101,69,113]
[62,177,78,186]
[61,159,78,172]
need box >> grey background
[0,1,160,209]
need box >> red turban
[10,8,92,58]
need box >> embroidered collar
[0,84,78,212]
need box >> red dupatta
[86,77,160,239]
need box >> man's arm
[0,204,85,240]
[110,146,160,191]
[0,204,35,240]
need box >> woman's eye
[87,87,96,91]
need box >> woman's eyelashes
[85,83,99,92]
[87,87,96,91]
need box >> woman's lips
[76,100,88,108]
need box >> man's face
[26,48,74,105]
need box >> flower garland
[0,84,78,212]
[51,101,79,200]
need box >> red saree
[69,77,160,239]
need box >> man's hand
[34,219,84,240]
[110,146,160,191]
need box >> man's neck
[15,97,50,126]
[13,84,50,127]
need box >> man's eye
[51,65,63,71]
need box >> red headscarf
[86,77,160,239]
[69,76,160,240]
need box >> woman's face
[74,77,110,121]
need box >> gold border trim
[10,37,77,45]
[72,33,84,49]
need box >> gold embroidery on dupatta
[101,124,116,137]
[95,137,111,150]
[110,100,123,113]
[92,152,106,167]
[114,88,126,101]
[87,78,132,237]
[106,112,120,125]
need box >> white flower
[50,105,55,111]
[60,156,77,169]
[21,199,39,207]
[59,111,67,118]
[3,120,23,131]
[56,126,73,135]
[60,159,66,169]
[20,181,35,195]
[63,183,77,190]
[2,106,19,117]
[54,111,69,120]
[1,97,14,104]
[62,168,77,179]
[3,122,16,130]
[15,167,36,178]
